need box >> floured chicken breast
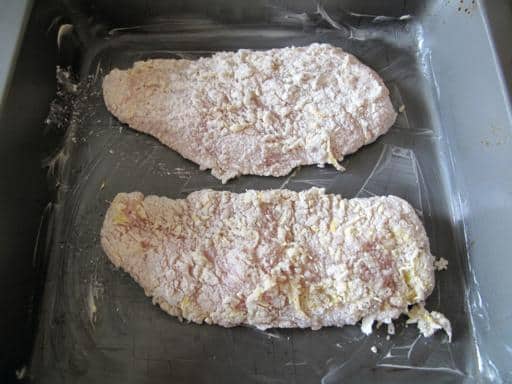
[103,44,397,182]
[101,188,450,339]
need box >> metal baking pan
[1,0,511,382]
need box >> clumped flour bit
[103,43,397,182]
[101,188,450,339]
[434,257,449,271]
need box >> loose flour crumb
[434,257,448,271]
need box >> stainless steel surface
[1,0,511,383]
[0,0,32,108]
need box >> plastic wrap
[28,1,501,382]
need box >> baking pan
[1,0,511,382]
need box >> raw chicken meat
[102,44,397,182]
[101,188,450,338]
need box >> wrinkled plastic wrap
[29,1,498,383]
